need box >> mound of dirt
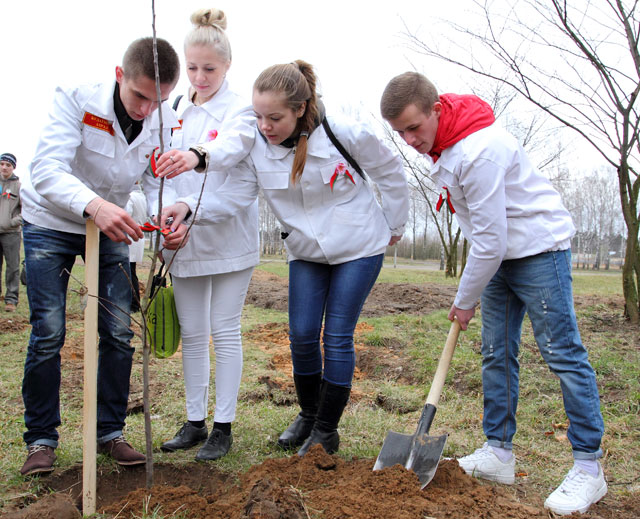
[10,447,637,519]
[39,447,553,519]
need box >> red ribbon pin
[329,162,355,191]
[436,187,456,214]
[149,147,160,177]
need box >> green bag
[146,265,181,359]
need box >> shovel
[373,319,461,488]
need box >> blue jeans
[288,254,384,387]
[480,249,604,459]
[22,222,134,447]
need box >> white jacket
[21,80,178,235]
[429,123,575,309]
[181,115,409,265]
[162,81,259,277]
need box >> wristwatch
[189,145,209,173]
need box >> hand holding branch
[162,223,190,250]
[154,150,199,179]
[161,202,191,231]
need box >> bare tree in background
[384,127,462,276]
[564,167,623,270]
[403,0,640,322]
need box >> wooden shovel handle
[425,319,461,407]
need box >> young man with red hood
[381,72,606,516]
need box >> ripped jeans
[22,222,134,447]
[480,249,604,459]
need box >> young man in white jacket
[381,72,606,516]
[19,37,184,476]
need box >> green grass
[0,256,637,517]
[256,258,624,294]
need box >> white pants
[172,267,254,423]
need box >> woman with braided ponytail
[162,60,409,456]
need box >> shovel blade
[408,433,448,488]
[373,430,448,489]
[373,431,414,471]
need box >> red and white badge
[329,162,355,191]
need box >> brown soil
[7,268,638,518]
[246,268,458,318]
[0,314,29,334]
[13,448,639,519]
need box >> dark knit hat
[0,153,16,168]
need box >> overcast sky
[0,0,605,178]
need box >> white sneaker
[457,443,515,484]
[544,463,607,515]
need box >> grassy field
[0,257,638,516]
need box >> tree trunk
[621,226,639,323]
[460,238,469,277]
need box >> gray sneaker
[161,422,208,452]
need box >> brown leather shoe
[20,445,56,476]
[4,303,16,312]
[98,436,146,466]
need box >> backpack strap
[172,95,183,111]
[321,117,366,180]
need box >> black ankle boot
[298,381,350,456]
[278,372,322,449]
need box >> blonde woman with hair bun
[158,7,258,462]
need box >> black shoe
[161,422,208,452]
[195,429,232,461]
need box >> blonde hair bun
[190,8,227,31]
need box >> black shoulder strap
[321,117,366,180]
[170,95,184,136]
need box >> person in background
[380,71,605,516]
[161,60,409,457]
[156,7,258,462]
[18,37,185,476]
[0,152,22,312]
[125,183,148,312]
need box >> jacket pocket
[82,128,115,158]
[257,170,290,190]
[319,160,359,202]
[332,207,370,227]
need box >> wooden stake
[83,219,100,516]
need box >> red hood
[428,94,495,162]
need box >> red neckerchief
[428,93,495,163]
